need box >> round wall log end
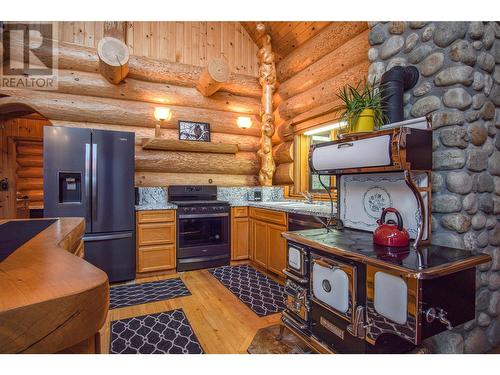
[97,37,130,84]
[196,58,231,97]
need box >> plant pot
[353,108,375,133]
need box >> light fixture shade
[237,116,252,129]
[154,107,172,121]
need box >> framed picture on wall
[178,120,211,142]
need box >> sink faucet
[299,191,314,204]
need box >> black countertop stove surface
[284,228,490,277]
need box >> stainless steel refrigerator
[43,126,136,282]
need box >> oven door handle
[313,258,340,270]
[178,213,229,219]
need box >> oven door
[310,253,357,323]
[285,242,308,283]
[177,213,229,256]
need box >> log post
[97,37,129,84]
[256,23,277,186]
[196,58,231,96]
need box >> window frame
[285,124,340,201]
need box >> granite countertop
[245,201,334,218]
[135,202,178,211]
[135,200,335,217]
[282,227,491,279]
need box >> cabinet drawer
[137,244,175,272]
[137,222,175,246]
[232,206,248,218]
[137,210,175,224]
[249,207,287,226]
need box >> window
[288,121,344,200]
[308,130,334,193]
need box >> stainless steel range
[168,185,230,272]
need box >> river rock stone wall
[367,21,499,353]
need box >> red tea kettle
[373,207,410,247]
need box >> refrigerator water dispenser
[58,172,82,203]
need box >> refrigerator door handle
[85,143,91,224]
[92,143,98,222]
[83,232,133,242]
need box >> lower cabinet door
[137,244,176,273]
[253,220,268,269]
[231,217,249,260]
[267,223,287,278]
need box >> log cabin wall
[0,22,262,188]
[58,22,259,76]
[0,116,49,217]
[261,22,370,186]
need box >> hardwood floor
[99,264,282,354]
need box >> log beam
[0,89,261,137]
[50,120,261,152]
[276,22,368,82]
[277,30,369,100]
[272,141,294,164]
[3,68,260,115]
[273,163,294,185]
[256,23,277,186]
[6,34,261,98]
[135,172,258,187]
[196,58,231,96]
[276,60,370,120]
[135,148,259,175]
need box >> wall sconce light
[154,107,172,137]
[236,116,252,129]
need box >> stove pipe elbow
[380,66,419,125]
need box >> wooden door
[267,223,287,278]
[231,217,249,260]
[252,219,268,269]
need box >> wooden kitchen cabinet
[267,223,287,277]
[136,209,176,275]
[249,208,287,278]
[252,219,268,269]
[231,207,249,261]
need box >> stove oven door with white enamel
[365,265,418,345]
[284,242,309,283]
[310,254,357,322]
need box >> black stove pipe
[380,66,419,124]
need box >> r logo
[1,22,58,89]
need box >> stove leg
[276,323,286,341]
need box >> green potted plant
[335,79,386,134]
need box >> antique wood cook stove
[280,117,491,354]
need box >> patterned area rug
[110,309,203,354]
[208,264,285,317]
[109,278,191,309]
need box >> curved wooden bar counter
[0,218,109,353]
